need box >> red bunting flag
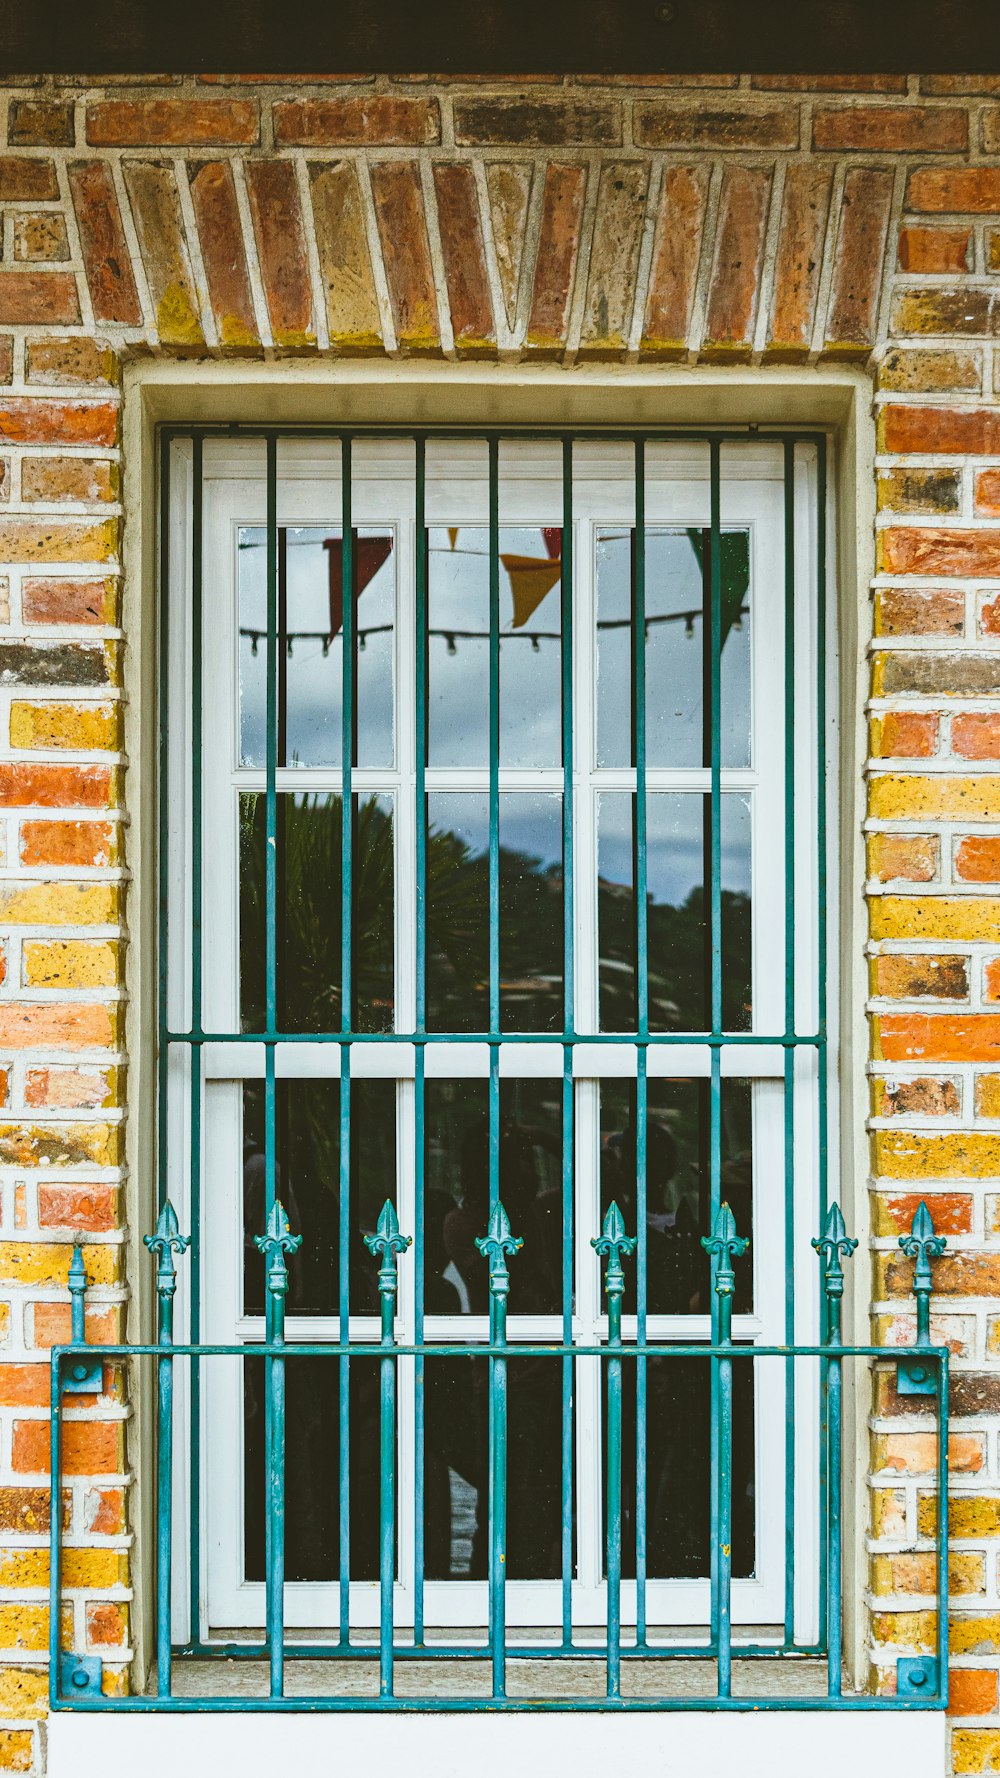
[322,535,393,639]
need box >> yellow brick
[0,881,119,926]
[870,775,1000,821]
[0,1603,71,1653]
[10,702,120,753]
[978,1077,1000,1119]
[922,1493,1000,1537]
[0,1123,121,1167]
[0,1668,47,1719]
[875,1130,1000,1179]
[0,1241,119,1288]
[0,1547,126,1589]
[953,1731,1000,1774]
[0,520,117,567]
[871,1608,936,1650]
[950,1613,1000,1655]
[871,898,1000,942]
[0,1728,35,1772]
[872,1487,908,1537]
[22,940,120,990]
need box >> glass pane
[499,793,563,1032]
[428,526,563,769]
[242,1077,396,1317]
[239,525,394,769]
[244,1354,390,1581]
[426,1356,567,1580]
[598,1077,754,1316]
[240,791,394,1034]
[424,1078,564,1317]
[426,793,489,1033]
[595,526,751,769]
[596,791,752,1033]
[602,1352,755,1579]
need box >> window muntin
[165,433,831,1637]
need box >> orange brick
[985,960,1000,1003]
[898,226,973,272]
[86,99,259,146]
[907,168,1000,211]
[880,527,1000,577]
[0,1366,48,1409]
[957,837,1000,882]
[24,1066,115,1110]
[877,1190,972,1235]
[875,587,964,637]
[976,469,1000,516]
[12,1417,120,1476]
[882,405,1000,455]
[32,1303,118,1350]
[878,1015,1000,1063]
[37,1183,117,1232]
[954,714,1000,759]
[19,820,115,868]
[868,833,940,882]
[949,1668,1000,1716]
[815,107,967,151]
[872,711,939,757]
[873,954,968,1000]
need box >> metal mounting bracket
[59,1654,103,1699]
[896,1356,936,1397]
[61,1355,103,1395]
[897,1656,939,1699]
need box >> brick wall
[0,67,994,1775]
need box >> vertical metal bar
[478,1207,520,1703]
[339,436,354,1645]
[633,441,648,1651]
[157,439,171,1219]
[489,434,500,1037]
[145,1207,189,1701]
[813,1208,855,1698]
[487,439,502,1689]
[413,438,427,1649]
[560,438,574,1650]
[815,438,830,1651]
[707,444,722,1663]
[263,436,278,1672]
[937,1352,950,1705]
[188,432,205,1647]
[48,1347,62,1707]
[256,1206,299,1702]
[782,437,797,1648]
[717,1346,733,1699]
[365,1203,409,1701]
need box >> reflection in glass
[240,792,394,1034]
[242,1077,396,1317]
[603,1354,755,1580]
[424,1079,564,1317]
[239,525,394,769]
[244,1356,388,1581]
[426,794,564,1032]
[595,527,751,769]
[428,527,563,769]
[598,1077,753,1317]
[426,1358,566,1580]
[597,792,752,1032]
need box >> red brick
[12,1418,119,1476]
[957,837,1000,882]
[188,162,259,352]
[68,162,142,329]
[22,457,116,504]
[879,1015,1000,1063]
[22,578,116,626]
[455,97,619,146]
[880,527,1000,577]
[0,764,111,809]
[525,162,586,356]
[753,74,907,90]
[766,164,833,360]
[274,97,439,146]
[976,469,1000,516]
[898,226,973,273]
[876,588,964,636]
[641,164,708,356]
[0,273,79,327]
[883,405,1000,455]
[86,99,258,147]
[635,104,797,149]
[37,1183,117,1233]
[825,168,893,355]
[244,161,314,350]
[953,714,1000,759]
[0,159,57,201]
[0,400,116,448]
[704,165,772,359]
[878,1079,961,1118]
[432,163,495,355]
[814,107,967,151]
[907,168,1000,213]
[123,161,203,348]
[983,596,1000,636]
[25,1065,115,1109]
[26,337,117,388]
[370,160,440,354]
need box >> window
[162,431,833,1644]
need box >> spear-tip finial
[475,1199,523,1300]
[700,1201,749,1297]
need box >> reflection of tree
[598,879,752,1033]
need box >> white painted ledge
[49,1708,946,1778]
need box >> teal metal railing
[48,1196,949,1711]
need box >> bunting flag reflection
[321,536,393,639]
[502,526,562,629]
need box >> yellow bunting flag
[501,554,562,629]
[447,528,459,551]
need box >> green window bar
[46,423,949,1711]
[49,1195,949,1709]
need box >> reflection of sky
[429,528,562,769]
[428,791,563,872]
[597,792,751,906]
[596,530,750,769]
[239,526,394,768]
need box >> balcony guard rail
[47,1199,950,1713]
